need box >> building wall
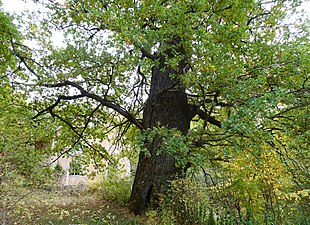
[52,152,131,186]
[51,132,131,186]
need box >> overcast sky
[2,0,40,13]
[2,0,65,13]
[2,0,310,14]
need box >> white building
[49,132,131,186]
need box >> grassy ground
[2,188,145,225]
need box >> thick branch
[188,105,222,128]
[43,80,144,130]
[246,12,271,26]
[32,94,84,119]
[140,47,160,60]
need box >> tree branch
[140,47,160,60]
[42,80,144,130]
[32,94,84,120]
[50,110,113,165]
[189,105,222,128]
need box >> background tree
[1,0,55,182]
[6,0,309,216]
[0,3,61,223]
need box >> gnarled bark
[128,57,191,214]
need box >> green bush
[89,173,133,206]
[155,178,215,225]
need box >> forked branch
[35,80,144,130]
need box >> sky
[1,0,66,48]
[2,0,310,15]
[2,0,64,13]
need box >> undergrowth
[1,187,143,225]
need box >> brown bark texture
[128,57,191,214]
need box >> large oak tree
[6,0,309,215]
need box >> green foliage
[0,7,64,224]
[1,0,309,221]
[0,84,56,187]
[0,2,56,186]
[0,4,19,73]
[69,157,84,175]
[195,139,310,224]
[152,178,211,225]
[89,171,133,206]
[134,126,191,167]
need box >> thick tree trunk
[129,57,191,215]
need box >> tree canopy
[2,0,309,222]
[0,1,57,196]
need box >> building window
[69,158,83,175]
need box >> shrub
[156,177,214,225]
[88,173,133,206]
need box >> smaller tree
[0,4,61,223]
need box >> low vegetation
[1,187,143,225]
[1,173,308,225]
